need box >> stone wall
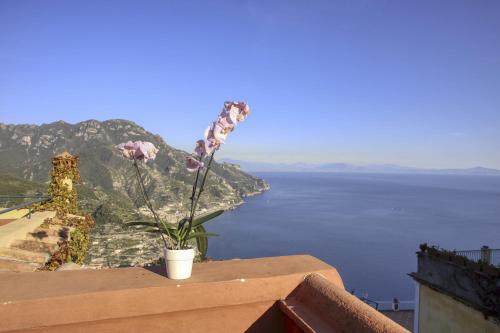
[411,250,500,333]
[418,285,499,333]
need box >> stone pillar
[480,245,491,265]
[46,151,80,214]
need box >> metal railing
[352,291,415,311]
[360,296,380,310]
[375,300,415,311]
[454,246,500,266]
[0,194,51,219]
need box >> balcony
[0,255,408,333]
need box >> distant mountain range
[222,159,500,176]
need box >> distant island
[222,159,500,176]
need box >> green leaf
[142,225,179,241]
[185,231,219,241]
[170,229,180,242]
[191,209,224,228]
[177,217,189,227]
[194,225,208,259]
[126,221,157,227]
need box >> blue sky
[1,1,499,168]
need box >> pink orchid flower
[220,108,239,125]
[204,126,223,153]
[194,139,207,157]
[117,141,158,162]
[223,106,239,124]
[198,101,251,156]
[212,121,230,142]
[117,141,136,159]
[217,113,236,132]
[134,141,159,161]
[223,101,250,122]
[185,156,204,172]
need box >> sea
[207,172,500,307]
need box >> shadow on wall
[245,303,284,333]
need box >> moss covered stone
[39,151,80,214]
[43,214,95,270]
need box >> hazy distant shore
[222,159,500,176]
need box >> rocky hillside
[0,119,269,266]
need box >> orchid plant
[117,101,250,258]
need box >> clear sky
[1,1,499,168]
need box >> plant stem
[188,163,202,223]
[182,151,215,247]
[133,159,171,249]
[191,152,215,217]
[178,157,202,246]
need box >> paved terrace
[0,211,71,272]
[0,255,409,333]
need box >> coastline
[242,182,271,198]
[86,179,270,268]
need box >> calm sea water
[207,172,500,303]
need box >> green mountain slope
[0,120,269,266]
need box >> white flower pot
[164,248,195,279]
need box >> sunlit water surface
[207,172,500,304]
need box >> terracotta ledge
[0,255,342,332]
[0,255,408,333]
[281,274,410,333]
